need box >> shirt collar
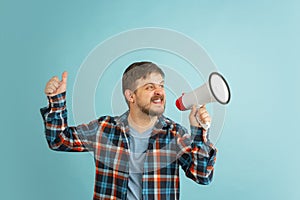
[115,110,172,133]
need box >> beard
[136,96,166,116]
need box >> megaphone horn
[175,72,231,129]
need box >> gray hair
[122,61,165,93]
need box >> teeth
[153,99,161,103]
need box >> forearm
[40,92,93,152]
[178,126,217,185]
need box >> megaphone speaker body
[176,72,231,111]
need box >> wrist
[190,125,204,136]
[48,92,66,108]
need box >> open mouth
[151,96,164,104]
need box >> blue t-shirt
[127,126,152,200]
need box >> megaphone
[175,72,231,129]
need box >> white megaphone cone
[175,72,231,129]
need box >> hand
[189,105,211,128]
[44,71,68,97]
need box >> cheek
[136,93,152,103]
[161,91,166,99]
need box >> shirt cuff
[190,125,209,143]
[47,92,66,109]
[190,125,204,136]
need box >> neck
[128,111,157,133]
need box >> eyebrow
[143,80,165,86]
[134,80,165,91]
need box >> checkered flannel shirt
[40,92,217,200]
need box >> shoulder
[160,115,188,134]
[97,112,128,126]
[97,115,117,125]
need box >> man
[41,61,217,200]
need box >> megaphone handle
[195,105,211,130]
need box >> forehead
[135,73,164,88]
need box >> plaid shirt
[40,92,217,200]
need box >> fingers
[52,76,59,82]
[45,71,68,96]
[197,105,211,123]
[189,105,211,128]
[44,75,61,96]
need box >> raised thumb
[61,71,68,83]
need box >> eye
[145,84,155,90]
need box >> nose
[154,85,164,96]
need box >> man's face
[133,73,166,116]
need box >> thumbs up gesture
[44,71,68,97]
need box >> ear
[124,89,135,103]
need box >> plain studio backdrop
[1,1,299,200]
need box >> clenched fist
[44,71,68,97]
[189,105,211,129]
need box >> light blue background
[1,0,299,199]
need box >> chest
[94,126,179,172]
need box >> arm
[40,92,98,152]
[177,105,217,185]
[41,72,98,152]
